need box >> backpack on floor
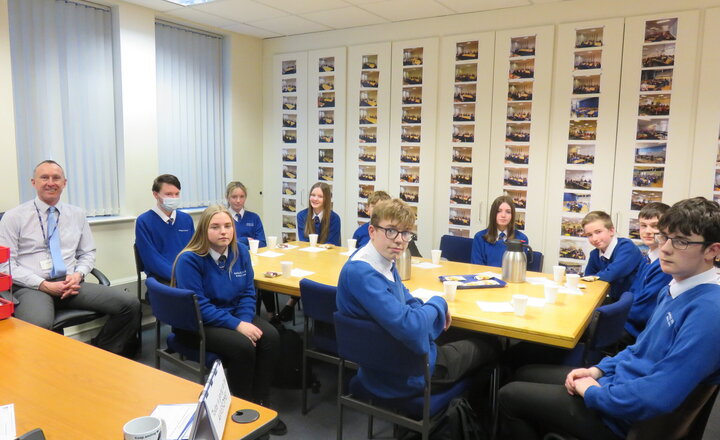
[272,324,304,388]
[400,397,488,440]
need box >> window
[155,21,226,208]
[8,0,120,216]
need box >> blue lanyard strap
[33,202,59,245]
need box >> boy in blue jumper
[337,198,497,398]
[352,190,390,248]
[621,202,673,345]
[499,197,720,440]
[135,174,194,283]
[582,210,643,300]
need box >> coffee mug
[123,416,166,440]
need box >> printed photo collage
[281,58,299,243]
[356,53,380,226]
[315,57,336,190]
[448,40,480,238]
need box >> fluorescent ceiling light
[164,0,216,6]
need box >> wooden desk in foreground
[253,242,608,348]
[0,318,276,440]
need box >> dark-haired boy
[135,174,195,283]
[621,202,673,344]
[582,211,643,300]
[498,197,720,440]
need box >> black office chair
[527,251,544,272]
[51,268,110,334]
[439,234,473,263]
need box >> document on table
[151,403,197,440]
[257,251,284,258]
[299,246,326,253]
[411,288,444,302]
[291,268,315,277]
[412,262,442,269]
[0,404,15,440]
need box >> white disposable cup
[553,265,566,285]
[431,249,442,265]
[281,261,293,278]
[123,416,166,440]
[267,236,278,249]
[512,294,528,317]
[443,281,460,302]
[347,238,357,250]
[544,283,559,304]
[308,234,319,247]
[566,273,580,290]
[248,239,260,254]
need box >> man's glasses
[374,225,415,242]
[655,233,708,250]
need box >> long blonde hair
[304,182,333,243]
[171,205,239,285]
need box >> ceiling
[122,0,566,39]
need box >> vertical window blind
[9,0,120,216]
[155,21,226,208]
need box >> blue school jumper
[470,229,529,267]
[624,258,672,337]
[135,210,194,282]
[233,210,266,248]
[296,209,341,246]
[584,237,643,300]
[352,222,370,248]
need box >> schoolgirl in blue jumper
[352,190,391,248]
[135,174,194,283]
[226,181,266,248]
[471,195,528,267]
[498,197,720,440]
[582,211,644,300]
[172,205,286,434]
[296,181,341,246]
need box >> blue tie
[499,232,506,241]
[218,255,227,270]
[47,206,66,278]
[314,215,321,233]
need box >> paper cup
[308,234,319,247]
[248,239,260,254]
[281,261,293,278]
[431,249,442,265]
[544,283,559,304]
[267,236,277,249]
[553,265,566,285]
[566,273,580,290]
[123,416,166,440]
[512,294,528,317]
[347,238,357,250]
[443,281,460,302]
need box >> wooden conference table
[253,242,608,349]
[0,318,276,440]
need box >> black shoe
[269,418,287,436]
[278,305,294,322]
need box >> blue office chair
[439,234,473,263]
[563,291,633,367]
[526,251,544,272]
[334,312,471,440]
[300,279,340,415]
[145,277,219,383]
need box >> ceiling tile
[253,0,350,15]
[301,6,387,29]
[360,0,454,22]
[164,7,238,27]
[247,15,332,35]
[219,22,282,38]
[120,0,181,12]
[437,0,530,13]
[191,0,289,22]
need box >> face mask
[161,197,181,212]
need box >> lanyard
[33,202,59,245]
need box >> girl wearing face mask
[226,181,266,248]
[296,182,341,246]
[171,205,287,436]
[471,195,529,267]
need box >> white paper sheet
[0,404,16,440]
[411,288,444,302]
[291,268,315,277]
[525,277,552,285]
[298,246,326,253]
[152,403,197,440]
[257,251,284,258]
[412,262,441,269]
[475,301,514,313]
[558,287,584,295]
[339,251,353,256]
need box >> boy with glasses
[498,197,720,440]
[336,198,497,398]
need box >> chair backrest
[145,277,202,333]
[334,312,426,377]
[408,240,422,258]
[527,251,544,272]
[586,290,634,352]
[299,279,337,324]
[439,234,473,264]
[133,243,145,273]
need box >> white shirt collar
[152,205,177,223]
[232,208,246,220]
[600,236,618,260]
[351,240,395,282]
[208,247,229,264]
[34,197,61,214]
[647,247,660,263]
[312,211,323,221]
[668,267,720,299]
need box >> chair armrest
[89,268,111,286]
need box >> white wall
[0,0,264,284]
